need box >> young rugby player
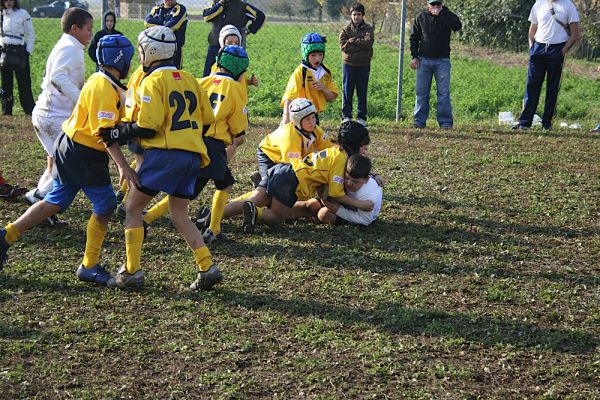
[190,45,250,244]
[0,35,136,285]
[98,26,220,291]
[223,98,331,210]
[280,33,338,125]
[311,154,383,226]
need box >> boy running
[0,35,136,285]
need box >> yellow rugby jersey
[259,122,332,164]
[198,73,248,146]
[62,72,126,152]
[281,63,339,113]
[122,65,145,123]
[210,63,249,102]
[290,146,347,201]
[137,66,214,166]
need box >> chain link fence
[12,0,600,124]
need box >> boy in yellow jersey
[98,26,219,291]
[224,98,330,215]
[281,33,338,125]
[210,25,259,98]
[192,45,249,244]
[145,45,249,243]
[257,98,331,180]
[222,121,374,233]
[0,35,137,285]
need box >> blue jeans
[203,45,220,77]
[517,42,565,129]
[342,64,370,121]
[413,57,453,128]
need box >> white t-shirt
[33,33,85,119]
[336,177,383,226]
[529,0,579,45]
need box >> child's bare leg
[168,196,205,249]
[13,201,61,233]
[125,187,153,229]
[223,187,270,218]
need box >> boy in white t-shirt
[26,8,93,226]
[314,154,382,226]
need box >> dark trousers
[1,55,35,115]
[173,46,183,70]
[203,44,220,77]
[342,63,370,120]
[518,41,565,129]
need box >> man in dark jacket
[339,3,374,127]
[409,0,461,129]
[202,0,265,77]
[88,11,122,69]
[145,0,187,69]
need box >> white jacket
[0,8,35,54]
[33,34,85,119]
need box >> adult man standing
[409,0,461,129]
[513,0,580,131]
[202,0,265,77]
[145,0,187,69]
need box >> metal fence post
[395,0,407,122]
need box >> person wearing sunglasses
[409,0,461,129]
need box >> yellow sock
[143,196,170,225]
[119,178,128,194]
[256,206,263,221]
[125,227,145,274]
[209,190,229,235]
[193,245,213,272]
[231,191,253,202]
[4,223,21,245]
[82,215,108,268]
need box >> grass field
[16,19,600,126]
[1,114,600,398]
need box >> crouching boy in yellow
[0,35,137,285]
[99,26,220,291]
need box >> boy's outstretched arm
[105,143,139,189]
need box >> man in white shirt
[316,154,383,226]
[513,0,580,131]
[26,7,92,226]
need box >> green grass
[2,115,600,398]
[19,19,600,126]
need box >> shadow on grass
[212,289,599,355]
[0,320,46,341]
[214,219,599,286]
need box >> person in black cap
[409,0,461,129]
